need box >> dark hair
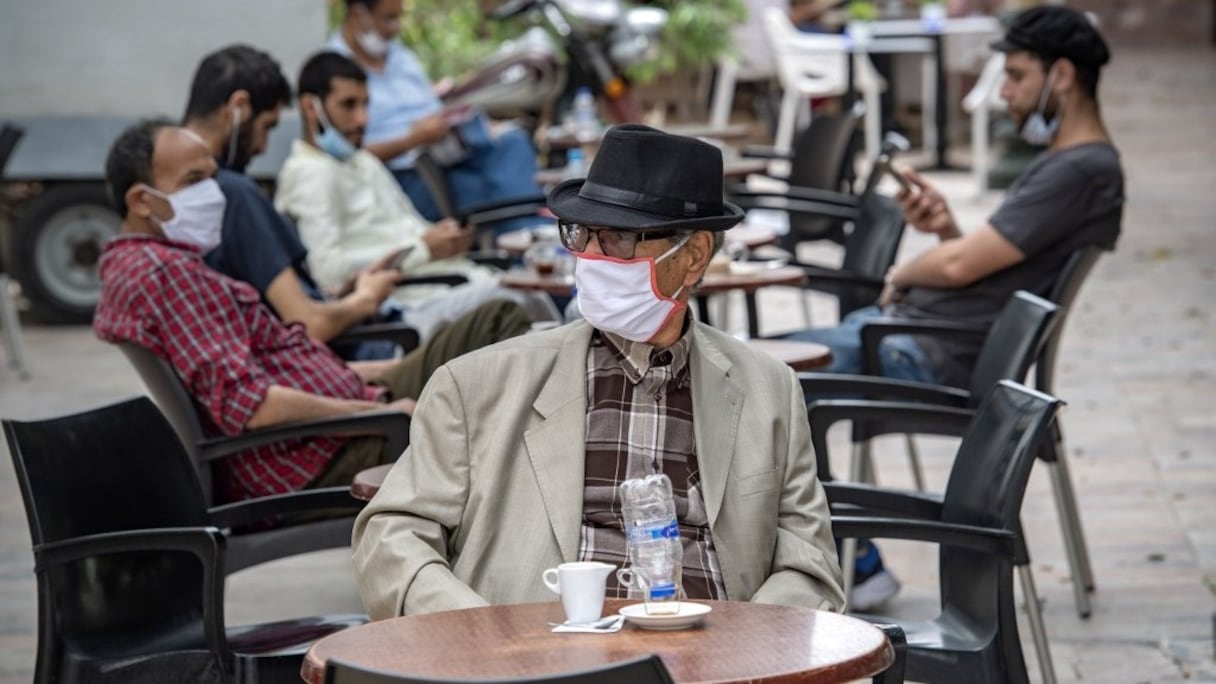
[105,119,174,218]
[182,44,292,122]
[344,0,380,8]
[298,51,368,101]
[993,6,1110,99]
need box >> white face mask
[1020,70,1061,146]
[355,9,391,58]
[573,235,690,343]
[145,178,227,252]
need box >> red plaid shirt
[93,235,380,503]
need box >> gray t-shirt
[894,142,1124,387]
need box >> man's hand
[411,113,451,146]
[422,219,473,261]
[352,268,400,307]
[369,246,414,275]
[895,167,960,239]
[387,397,416,415]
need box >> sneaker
[848,539,901,611]
[849,568,901,611]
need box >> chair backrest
[939,381,1062,621]
[1035,246,1103,395]
[968,291,1060,404]
[117,342,218,499]
[781,111,863,246]
[837,193,907,312]
[325,654,676,684]
[3,397,213,659]
[763,7,849,93]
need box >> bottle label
[629,521,679,544]
[648,582,678,600]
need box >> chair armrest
[738,144,792,160]
[458,194,548,227]
[33,526,225,571]
[330,322,421,352]
[34,526,229,659]
[198,410,411,463]
[822,481,944,519]
[396,274,469,287]
[830,515,1017,559]
[208,487,364,530]
[859,317,987,376]
[808,400,974,480]
[797,372,971,405]
[795,265,885,303]
[466,249,514,270]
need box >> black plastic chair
[4,397,367,684]
[324,654,676,684]
[849,247,1105,620]
[823,381,1064,684]
[801,291,1060,682]
[118,342,411,574]
[734,109,863,246]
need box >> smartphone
[882,158,914,193]
[389,246,416,272]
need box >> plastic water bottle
[619,474,683,614]
[564,148,587,179]
[571,87,600,143]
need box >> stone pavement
[0,46,1213,683]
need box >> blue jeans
[394,127,543,236]
[783,306,940,384]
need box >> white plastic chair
[762,7,885,160]
[962,52,1007,198]
[709,0,785,128]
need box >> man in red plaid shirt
[94,120,530,503]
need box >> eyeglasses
[558,221,679,260]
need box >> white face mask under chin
[573,236,690,343]
[145,178,228,253]
[1020,71,1061,146]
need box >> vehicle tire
[9,183,120,324]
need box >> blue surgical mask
[1020,70,1060,146]
[311,98,358,162]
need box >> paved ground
[0,46,1213,683]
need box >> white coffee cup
[541,561,615,625]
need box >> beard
[224,117,256,173]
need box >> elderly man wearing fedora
[352,125,845,619]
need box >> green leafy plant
[847,0,879,22]
[626,0,747,84]
[331,0,745,84]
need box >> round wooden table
[536,158,768,187]
[750,339,833,371]
[350,463,393,502]
[301,600,893,684]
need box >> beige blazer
[352,320,845,619]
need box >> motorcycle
[442,0,667,129]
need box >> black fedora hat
[547,124,745,232]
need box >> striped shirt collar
[599,324,694,386]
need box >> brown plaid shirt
[578,327,727,600]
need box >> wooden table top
[545,122,753,150]
[350,463,393,502]
[301,600,892,684]
[749,339,833,371]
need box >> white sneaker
[849,569,901,611]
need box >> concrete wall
[0,0,330,118]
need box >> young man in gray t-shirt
[788,6,1123,610]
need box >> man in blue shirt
[329,0,546,234]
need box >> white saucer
[618,602,711,631]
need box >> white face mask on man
[355,8,391,58]
[573,235,691,343]
[144,178,227,252]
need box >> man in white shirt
[275,51,558,339]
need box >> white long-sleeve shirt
[274,140,493,304]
